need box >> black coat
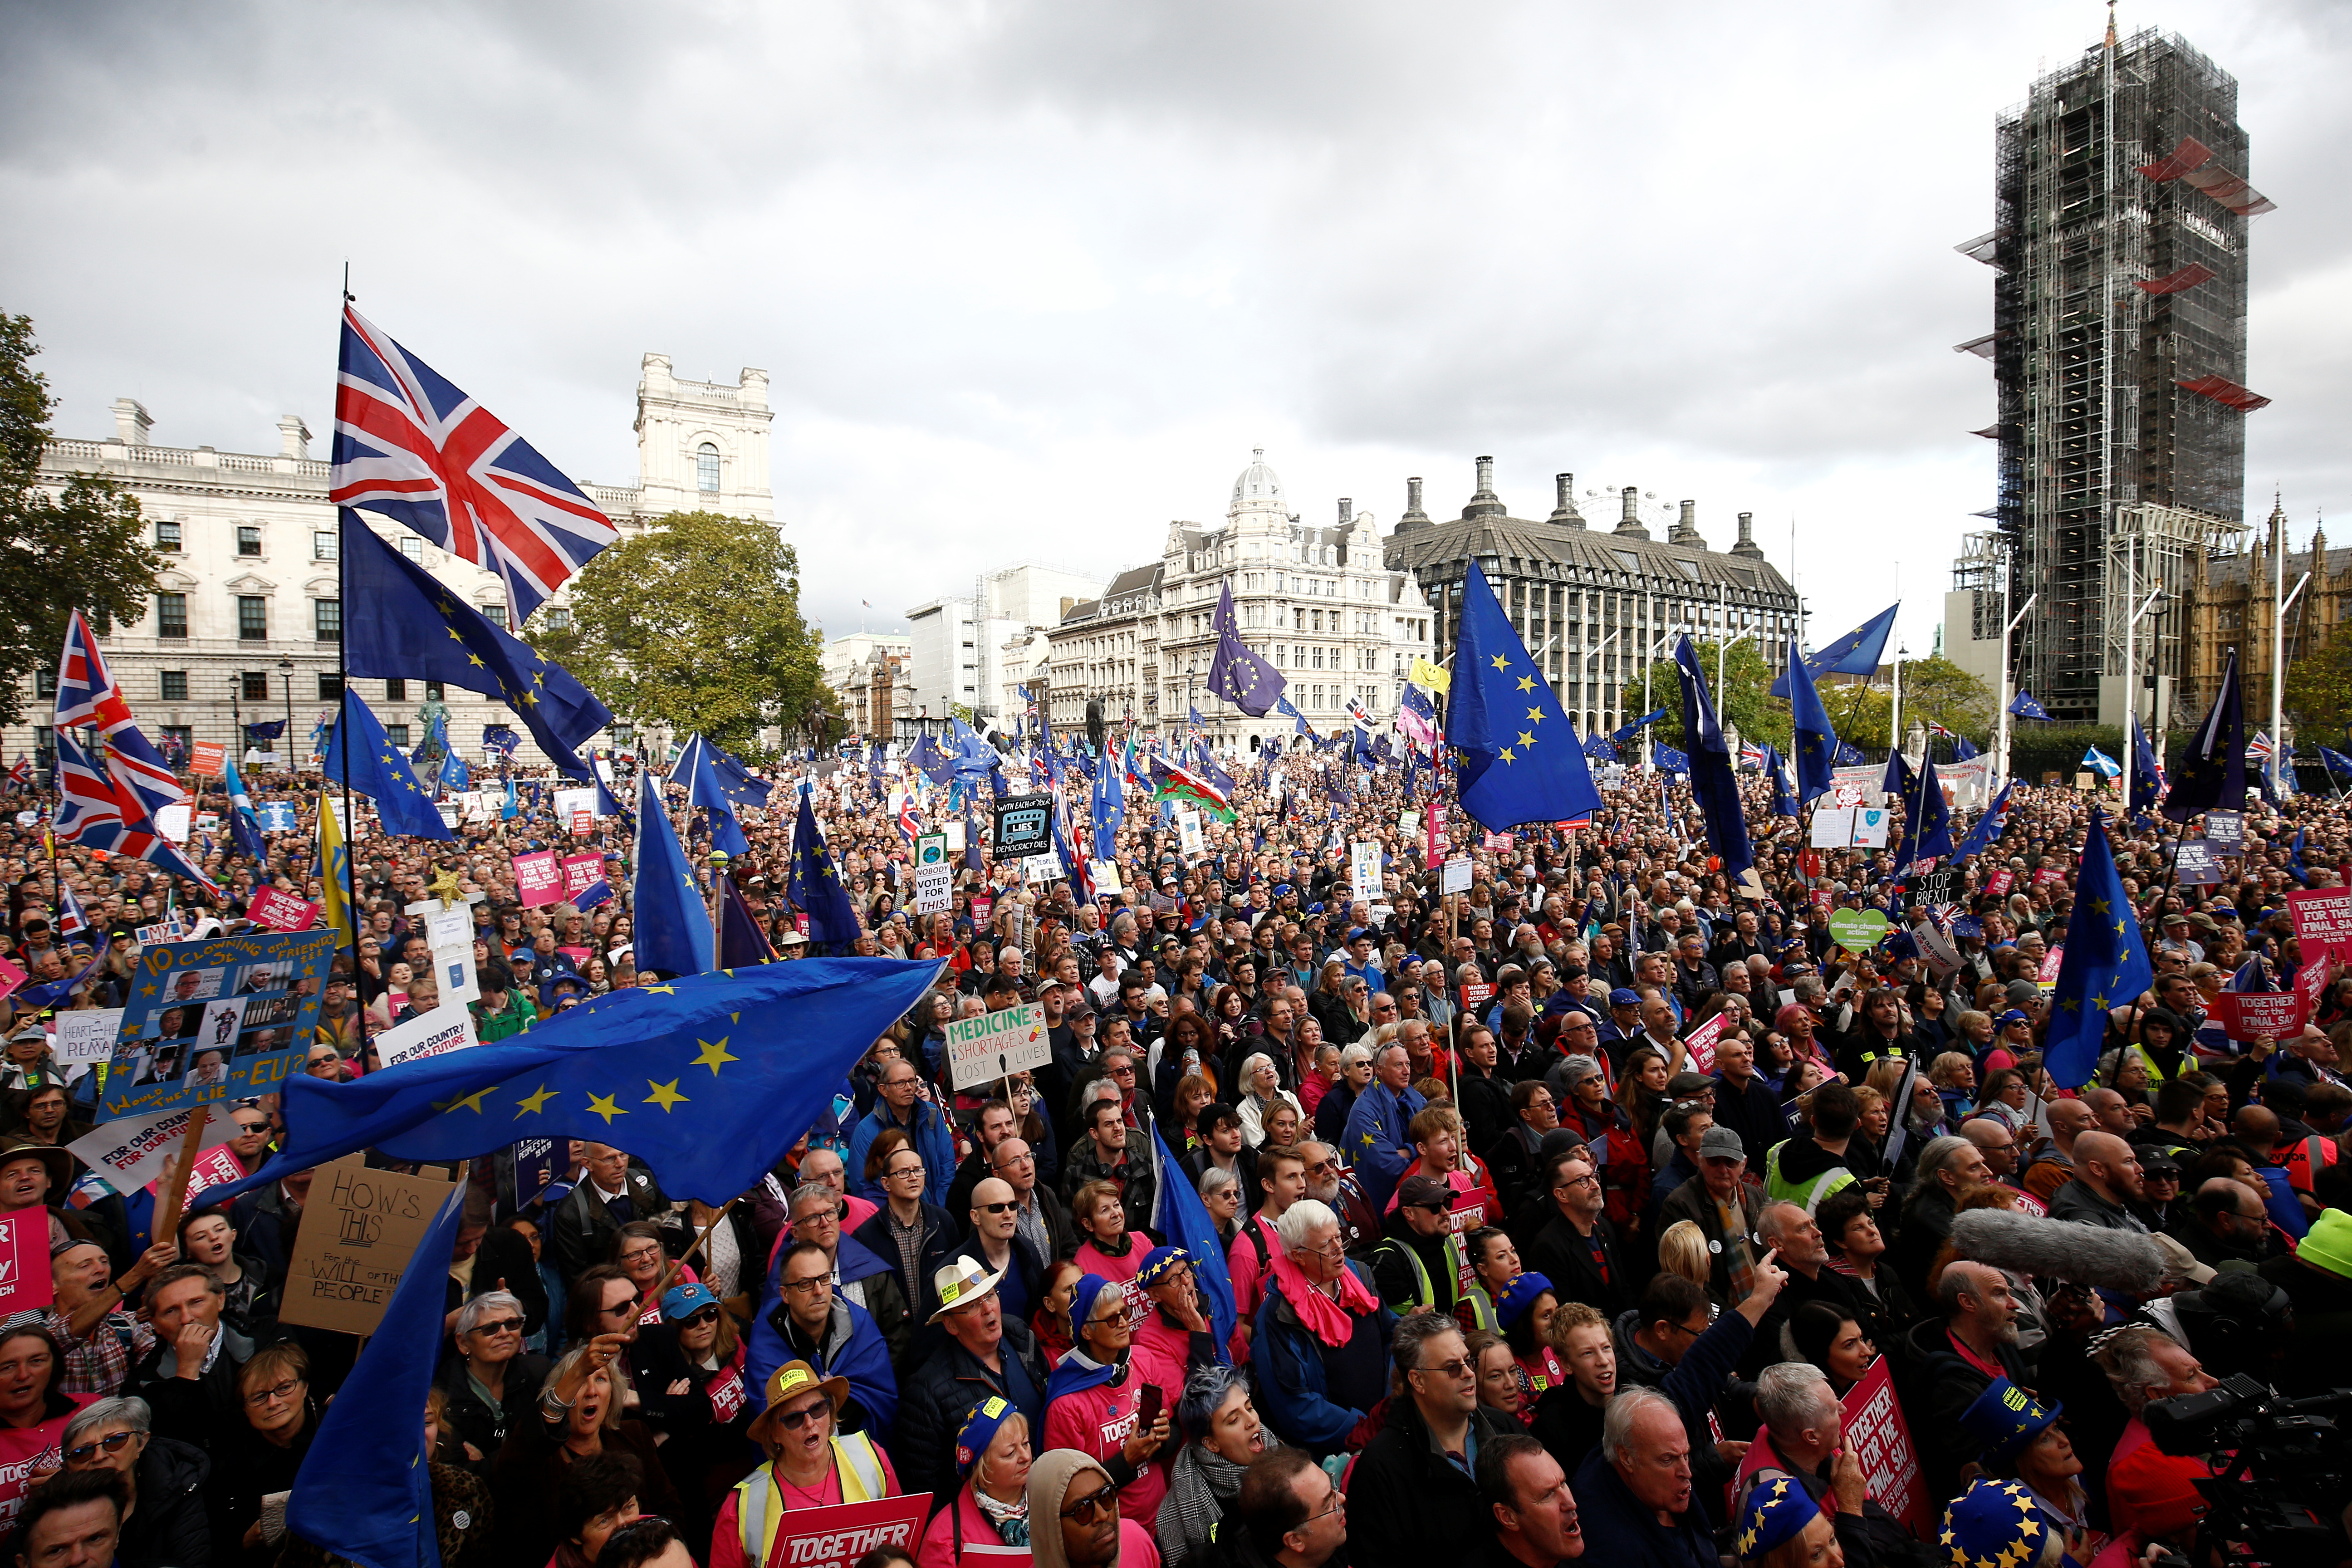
[117,1434,211,1568]
[1346,1398,1505,1568]
[891,1316,1048,1509]
[547,1162,674,1288]
[1525,1210,1631,1318]
[433,1350,551,1471]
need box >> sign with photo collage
[101,931,339,1118]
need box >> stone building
[2182,498,2331,733]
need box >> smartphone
[1138,1386,1163,1428]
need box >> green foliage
[1895,653,1996,740]
[0,314,160,726]
[1819,681,1891,752]
[527,510,827,753]
[2001,723,2187,784]
[2284,620,2352,741]
[1618,638,1788,751]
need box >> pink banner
[1839,1356,1929,1537]
[0,1212,54,1320]
[2210,990,2305,1044]
[245,887,318,933]
[769,1493,931,1568]
[513,850,563,906]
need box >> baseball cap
[661,1282,722,1320]
[1699,1126,1746,1161]
[1397,1174,1454,1210]
[1608,987,1642,1008]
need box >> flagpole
[334,274,361,971]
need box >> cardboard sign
[768,1494,932,1568]
[1682,1010,1730,1074]
[245,887,318,933]
[1840,1357,1930,1535]
[53,1009,123,1068]
[1910,922,1964,979]
[0,1213,54,1321]
[67,1104,230,1195]
[1350,840,1382,905]
[278,1156,463,1337]
[2288,888,2352,965]
[101,931,338,1117]
[913,862,953,915]
[513,851,563,906]
[1441,856,1472,895]
[254,801,299,833]
[2174,840,2225,887]
[2210,990,2305,1044]
[190,741,226,778]
[945,1002,1050,1089]
[992,794,1054,860]
[376,1006,481,1069]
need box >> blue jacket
[1253,1262,1393,1457]
[846,1097,960,1208]
[745,1233,908,1414]
[1342,1081,1427,1212]
[747,1293,899,1437]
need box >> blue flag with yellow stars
[1769,603,1897,698]
[201,958,946,1208]
[1206,580,1285,717]
[320,690,455,840]
[632,767,714,978]
[1785,635,1839,804]
[671,735,751,857]
[1672,634,1756,887]
[2164,648,2245,823]
[339,510,610,780]
[2043,808,2153,1088]
[1896,755,1955,869]
[1443,562,1601,832]
[789,789,864,946]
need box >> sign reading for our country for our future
[375,1005,481,1069]
[945,1002,1050,1090]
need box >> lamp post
[277,658,295,771]
[228,675,242,760]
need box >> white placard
[1089,859,1123,896]
[1851,807,1890,848]
[945,1002,1052,1089]
[1809,807,1856,848]
[1178,815,1205,857]
[1441,856,1473,896]
[913,862,953,914]
[376,1005,480,1069]
[554,788,595,821]
[1350,840,1383,905]
[461,791,491,823]
[427,907,480,1006]
[67,1104,230,1195]
[944,820,966,854]
[155,803,191,843]
[1022,853,1063,886]
[53,1009,123,1068]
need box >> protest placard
[2038,946,2064,992]
[2175,839,2225,887]
[554,788,595,822]
[1177,813,1205,857]
[1480,831,1514,850]
[511,1138,564,1208]
[1682,1010,1730,1073]
[1021,854,1061,886]
[376,1006,481,1069]
[1088,860,1122,895]
[245,887,318,933]
[67,1104,230,1194]
[190,741,225,778]
[0,1213,54,1321]
[426,906,479,1006]
[1910,922,1963,979]
[2205,808,2244,848]
[768,1494,931,1568]
[150,1142,247,1210]
[1441,857,1472,895]
[915,831,946,868]
[1832,783,1867,808]
[1850,807,1889,848]
[1839,1357,1929,1535]
[971,893,995,926]
[913,862,953,915]
[2210,990,2305,1044]
[992,794,1054,859]
[278,1156,463,1336]
[512,850,563,907]
[1350,840,1382,904]
[0,958,22,1002]
[1809,808,1855,848]
[1459,981,1494,1014]
[461,792,491,823]
[946,1003,1050,1090]
[1985,868,2015,897]
[570,809,593,837]
[2288,887,2352,965]
[132,918,188,948]
[561,853,609,906]
[101,930,337,1118]
[53,1009,122,1068]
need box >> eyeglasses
[63,1431,137,1464]
[887,1164,926,1181]
[619,1245,663,1267]
[467,1318,524,1337]
[978,1200,1018,1214]
[771,1401,833,1431]
[243,1378,303,1408]
[1060,1485,1119,1522]
[1414,1357,1474,1381]
[1303,1487,1346,1524]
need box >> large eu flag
[2043,808,2153,1087]
[1206,581,1285,717]
[1444,563,1601,831]
[1769,603,1898,698]
[2163,649,2244,823]
[789,790,863,946]
[1672,636,1755,887]
[206,958,946,1207]
[1785,636,1839,804]
[671,735,751,856]
[321,690,455,840]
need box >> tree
[1894,653,1995,743]
[1618,638,1789,752]
[2284,620,2352,743]
[0,314,159,725]
[1819,680,1892,753]
[526,510,827,755]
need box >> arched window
[696,443,721,493]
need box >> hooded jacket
[745,1233,911,1408]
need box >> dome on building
[1230,448,1284,511]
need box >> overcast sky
[5,1,2345,662]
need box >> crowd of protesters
[0,730,2344,1567]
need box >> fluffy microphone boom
[1949,1208,2166,1293]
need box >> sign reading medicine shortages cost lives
[945,1002,1051,1090]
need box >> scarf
[974,1483,1031,1546]
[1264,1239,1378,1348]
[1044,1345,1127,1406]
[1163,1439,1251,1564]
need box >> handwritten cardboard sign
[278,1156,463,1336]
[770,1494,931,1568]
[53,1010,122,1068]
[512,851,563,907]
[945,1003,1049,1090]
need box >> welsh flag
[1151,758,1236,823]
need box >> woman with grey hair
[1197,1165,1243,1254]
[1314,1043,1376,1145]
[436,1288,552,1470]
[1235,1053,1303,1149]
[1157,1363,1271,1568]
[59,1395,209,1568]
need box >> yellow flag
[318,795,354,947]
[1409,657,1451,695]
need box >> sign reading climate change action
[103,931,338,1118]
[945,1002,1050,1090]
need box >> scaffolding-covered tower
[1961,25,2271,725]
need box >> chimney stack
[1671,499,1701,544]
[1614,485,1650,539]
[277,415,311,461]
[1549,473,1586,529]
[1402,476,1429,524]
[111,398,152,448]
[1463,455,1505,519]
[1730,510,1765,559]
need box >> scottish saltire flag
[632,768,715,977]
[1151,1123,1236,1356]
[789,790,862,945]
[1445,563,1601,832]
[1953,779,2015,862]
[1205,581,1285,717]
[2043,808,2153,1088]
[1673,637,1756,886]
[287,1182,463,1568]
[2008,691,2050,720]
[322,692,456,840]
[671,735,751,856]
[222,755,268,862]
[331,304,618,625]
[1769,603,1898,699]
[208,959,944,1210]
[2081,746,2121,779]
[1397,684,1440,749]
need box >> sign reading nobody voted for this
[279,1156,462,1336]
[945,1002,1050,1090]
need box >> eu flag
[1274,695,1313,737]
[2128,715,2165,806]
[1205,581,1285,717]
[339,511,609,779]
[631,767,714,978]
[207,958,946,1207]
[1952,779,2014,862]
[2043,808,2153,1088]
[322,691,455,840]
[789,789,863,945]
[1444,563,1601,831]
[1769,603,1898,698]
[671,735,751,856]
[1785,636,1839,804]
[1671,635,1755,887]
[287,1181,463,1568]
[1151,1123,1235,1357]
[717,876,777,968]
[2163,649,2245,823]
[1763,744,1797,818]
[1897,755,1954,867]
[1089,742,1124,860]
[2008,691,2051,720]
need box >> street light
[228,673,242,758]
[277,658,295,770]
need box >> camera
[2144,1374,2352,1566]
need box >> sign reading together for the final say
[102,931,338,1119]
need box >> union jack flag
[897,793,921,845]
[332,304,618,627]
[4,757,27,791]
[54,734,218,897]
[1925,720,1957,739]
[1739,740,1768,769]
[54,610,185,822]
[2246,731,2274,762]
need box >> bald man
[2024,1098,2095,1203]
[1960,1118,2023,1192]
[2082,1086,2138,1137]
[2049,1132,2149,1233]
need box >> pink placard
[2210,990,2305,1044]
[190,741,226,778]
[0,957,24,1003]
[245,887,318,933]
[769,1494,932,1568]
[1985,868,2015,897]
[2287,888,2352,965]
[559,853,608,901]
[1838,1357,1929,1536]
[147,1143,248,1208]
[570,808,593,837]
[513,851,563,906]
[1682,1010,1731,1073]
[0,1212,55,1320]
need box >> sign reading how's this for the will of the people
[945,1002,1050,1089]
[279,1156,463,1337]
[102,931,338,1118]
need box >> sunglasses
[977,1200,1018,1214]
[771,1401,833,1430]
[468,1318,524,1337]
[1060,1485,1118,1522]
[680,1307,721,1326]
[64,1431,136,1464]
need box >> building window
[318,673,343,701]
[160,671,187,701]
[235,596,266,641]
[241,671,270,701]
[313,531,338,561]
[481,603,505,626]
[544,606,573,632]
[237,525,262,557]
[314,599,341,642]
[155,519,181,552]
[162,725,192,757]
[697,443,721,493]
[385,678,407,702]
[33,726,50,759]
[33,670,55,700]
[385,724,410,748]
[159,593,190,640]
[425,681,444,701]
